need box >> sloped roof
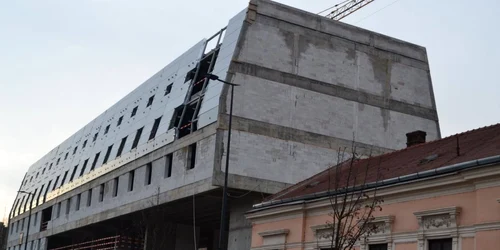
[266,123,500,202]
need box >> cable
[353,0,405,24]
[317,0,352,15]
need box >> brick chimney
[406,130,427,147]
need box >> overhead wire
[317,0,352,15]
[353,0,405,24]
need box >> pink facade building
[247,124,500,250]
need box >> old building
[7,0,439,249]
[247,124,500,250]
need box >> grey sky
[1,0,499,222]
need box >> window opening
[80,159,89,177]
[128,170,135,192]
[117,116,123,126]
[165,84,173,96]
[165,154,173,178]
[90,152,100,171]
[102,144,113,164]
[187,143,196,170]
[82,140,87,149]
[52,176,60,191]
[69,165,78,182]
[43,180,52,203]
[131,127,144,149]
[36,185,44,206]
[42,168,46,175]
[65,198,71,214]
[104,124,110,134]
[116,136,127,157]
[56,158,60,165]
[93,132,98,142]
[369,244,388,250]
[131,106,138,117]
[98,184,104,202]
[73,146,78,155]
[428,239,452,250]
[113,178,119,197]
[147,95,155,107]
[61,171,68,186]
[64,152,68,160]
[149,116,162,140]
[56,202,61,218]
[87,189,92,207]
[76,194,81,211]
[145,163,152,185]
[49,163,53,170]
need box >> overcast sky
[1,0,499,223]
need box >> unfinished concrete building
[6,0,440,249]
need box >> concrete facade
[7,1,440,249]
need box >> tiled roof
[267,123,500,202]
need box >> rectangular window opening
[178,101,200,138]
[104,124,110,134]
[82,140,88,149]
[149,116,162,140]
[65,198,71,215]
[60,171,68,187]
[43,180,52,203]
[145,163,152,186]
[36,185,44,206]
[56,202,61,218]
[131,127,144,149]
[98,184,104,202]
[80,159,89,177]
[116,136,127,158]
[428,238,452,250]
[165,154,173,178]
[76,194,81,211]
[113,178,119,197]
[369,244,388,250]
[187,143,197,170]
[93,132,98,142]
[64,152,68,160]
[87,189,92,207]
[73,146,78,155]
[102,144,113,164]
[90,152,100,171]
[128,170,135,192]
[56,158,60,165]
[52,176,60,191]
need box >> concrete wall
[217,0,440,186]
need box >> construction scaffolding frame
[48,235,144,250]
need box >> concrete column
[227,196,260,250]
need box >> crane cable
[317,0,352,15]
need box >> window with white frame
[413,207,460,250]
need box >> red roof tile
[267,123,500,202]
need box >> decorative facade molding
[360,216,395,250]
[414,207,461,250]
[258,229,290,237]
[258,229,289,248]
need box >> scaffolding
[48,235,144,250]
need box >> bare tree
[318,146,384,250]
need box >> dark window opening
[36,172,39,178]
[428,239,452,250]
[187,143,196,170]
[80,159,89,177]
[116,136,127,157]
[117,116,124,126]
[30,176,33,182]
[69,165,78,182]
[21,218,24,231]
[34,212,38,226]
[43,180,52,203]
[165,154,173,178]
[82,140,87,149]
[90,152,100,171]
[369,244,388,250]
[131,106,138,117]
[40,207,52,231]
[164,84,173,96]
[93,133,98,142]
[64,152,68,160]
[104,124,110,134]
[36,185,44,206]
[113,178,119,197]
[65,198,71,214]
[98,184,104,202]
[149,116,162,140]
[169,105,184,130]
[73,146,78,155]
[187,50,219,98]
[42,168,46,175]
[30,189,37,208]
[52,176,60,191]
[128,170,135,192]
[131,127,144,149]
[147,95,155,107]
[49,163,53,170]
[20,196,25,214]
[145,163,152,185]
[178,101,200,138]
[87,189,92,207]
[56,202,61,218]
[76,194,81,211]
[56,158,60,165]
[102,144,113,164]
[61,171,68,186]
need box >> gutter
[252,155,500,210]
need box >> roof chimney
[406,130,427,147]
